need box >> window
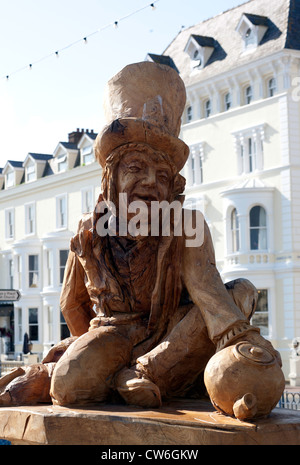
[251,289,269,336]
[25,203,36,235]
[189,143,204,186]
[56,195,67,229]
[231,209,240,253]
[268,78,276,97]
[17,308,22,343]
[17,256,22,289]
[82,188,93,213]
[187,106,193,122]
[245,28,255,48]
[26,163,36,182]
[60,311,70,340]
[28,255,39,288]
[47,306,53,342]
[233,124,265,174]
[57,154,67,172]
[28,308,38,341]
[240,137,257,173]
[245,86,253,104]
[8,259,14,289]
[59,250,69,285]
[5,209,14,239]
[6,170,14,188]
[205,99,211,118]
[82,145,94,165]
[248,138,255,172]
[46,250,53,286]
[225,92,232,111]
[250,206,267,250]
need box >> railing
[278,391,300,411]
[0,360,23,377]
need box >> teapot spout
[233,393,257,420]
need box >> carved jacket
[60,195,249,356]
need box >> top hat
[94,61,189,171]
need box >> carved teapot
[204,341,285,420]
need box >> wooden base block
[0,399,300,445]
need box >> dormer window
[6,170,14,188]
[245,28,255,47]
[57,154,67,172]
[236,13,268,51]
[82,145,94,165]
[26,163,36,182]
[3,161,24,189]
[184,35,215,70]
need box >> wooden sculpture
[0,62,284,419]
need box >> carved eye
[128,164,142,173]
[157,172,170,183]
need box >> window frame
[5,208,15,240]
[25,202,36,236]
[26,162,36,183]
[268,77,277,97]
[186,105,193,123]
[204,99,211,118]
[245,85,253,105]
[56,194,67,229]
[251,289,269,336]
[230,208,240,253]
[224,92,232,111]
[28,307,39,342]
[59,249,69,285]
[28,254,39,288]
[249,205,268,251]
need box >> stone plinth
[0,399,300,445]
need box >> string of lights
[1,1,159,81]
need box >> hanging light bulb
[29,64,32,70]
[55,51,59,58]
[114,21,118,28]
[150,3,156,10]
[83,37,88,44]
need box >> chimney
[68,128,84,145]
[68,128,96,145]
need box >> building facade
[0,0,299,379]
[0,129,101,359]
[154,0,300,377]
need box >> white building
[0,0,300,379]
[148,0,300,377]
[0,129,101,359]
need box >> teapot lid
[233,342,275,365]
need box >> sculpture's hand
[42,336,78,363]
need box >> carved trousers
[50,278,257,405]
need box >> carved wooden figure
[0,62,284,419]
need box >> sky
[0,0,246,168]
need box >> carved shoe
[115,367,162,408]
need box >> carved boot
[114,367,162,408]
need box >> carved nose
[141,169,156,187]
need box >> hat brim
[95,118,189,172]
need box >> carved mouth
[132,194,158,203]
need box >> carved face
[117,149,173,209]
